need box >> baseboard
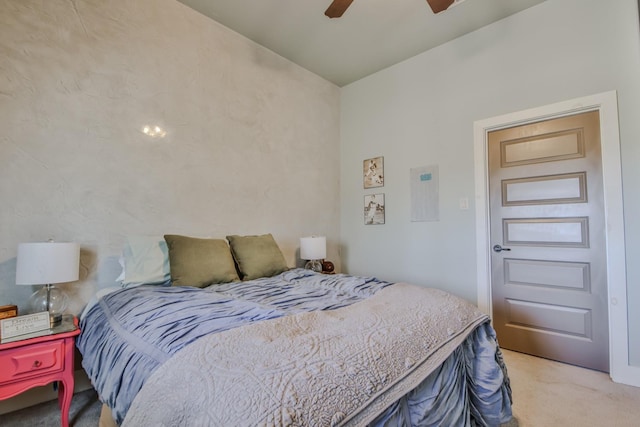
[0,369,93,415]
[612,363,640,388]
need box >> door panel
[504,299,592,338]
[503,217,589,247]
[502,172,587,206]
[501,128,585,166]
[489,110,608,372]
[504,259,590,291]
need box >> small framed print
[364,193,385,225]
[363,156,384,189]
[1,311,49,342]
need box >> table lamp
[300,236,326,273]
[16,241,80,327]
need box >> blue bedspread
[77,269,392,423]
[78,269,512,426]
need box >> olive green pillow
[164,235,239,287]
[226,234,288,280]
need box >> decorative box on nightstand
[0,305,18,320]
[0,315,80,427]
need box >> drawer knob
[33,360,42,368]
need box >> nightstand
[0,317,80,427]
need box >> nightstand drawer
[0,341,64,383]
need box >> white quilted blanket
[123,283,488,426]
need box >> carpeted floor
[1,388,101,427]
[501,349,640,427]
[3,350,640,426]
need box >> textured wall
[0,0,340,315]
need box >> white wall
[0,0,340,315]
[340,0,640,365]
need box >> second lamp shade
[300,236,326,260]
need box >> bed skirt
[97,326,511,426]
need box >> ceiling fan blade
[426,0,456,14]
[325,0,355,18]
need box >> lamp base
[29,285,68,326]
[304,259,323,273]
[49,313,63,327]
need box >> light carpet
[502,349,640,426]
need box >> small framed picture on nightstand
[1,313,77,344]
[1,312,50,343]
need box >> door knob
[493,244,511,253]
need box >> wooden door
[489,110,608,372]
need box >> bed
[77,234,512,426]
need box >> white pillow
[119,236,171,287]
[116,256,126,282]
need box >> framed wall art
[363,156,384,189]
[364,193,385,225]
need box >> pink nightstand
[0,317,80,427]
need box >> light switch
[459,197,469,210]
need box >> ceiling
[178,0,546,87]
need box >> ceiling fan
[325,0,457,18]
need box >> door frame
[473,91,638,386]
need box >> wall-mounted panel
[506,299,592,339]
[501,129,585,167]
[502,172,587,206]
[504,259,591,291]
[504,217,589,247]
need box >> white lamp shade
[300,236,326,260]
[16,242,80,285]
